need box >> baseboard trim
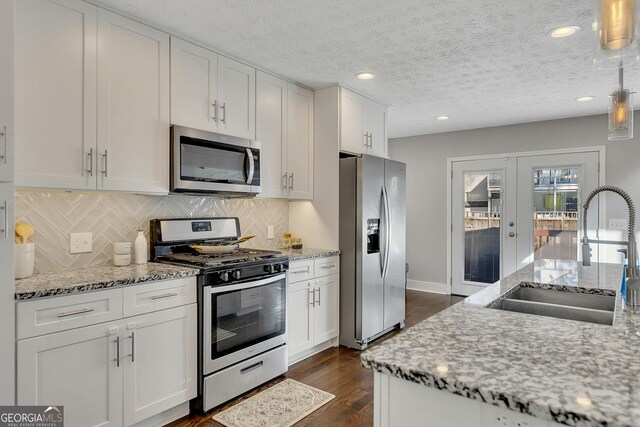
[407,280,450,295]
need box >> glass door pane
[463,171,502,284]
[532,168,579,261]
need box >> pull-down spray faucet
[582,186,639,310]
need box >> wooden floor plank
[168,291,464,427]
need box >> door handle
[220,102,226,124]
[211,100,217,122]
[57,308,94,318]
[128,332,135,362]
[86,148,94,177]
[282,173,288,190]
[316,287,321,306]
[101,150,109,177]
[289,173,294,191]
[114,336,120,367]
[240,361,263,375]
[363,132,369,146]
[310,288,316,308]
[381,185,391,278]
[245,148,255,184]
[368,133,373,148]
[0,201,6,240]
[150,292,179,300]
[0,125,6,164]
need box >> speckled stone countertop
[361,260,640,427]
[277,248,340,262]
[15,263,200,301]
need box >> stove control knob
[220,271,230,282]
[265,264,276,274]
[232,270,241,280]
[274,264,282,272]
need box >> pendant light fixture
[608,65,634,140]
[593,0,640,68]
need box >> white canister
[15,243,35,279]
[113,242,132,255]
[114,253,132,267]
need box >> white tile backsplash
[15,191,288,273]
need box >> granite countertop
[15,263,200,301]
[277,248,340,261]
[361,260,640,427]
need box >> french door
[451,150,601,296]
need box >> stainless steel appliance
[170,125,261,196]
[339,155,406,350]
[150,217,288,412]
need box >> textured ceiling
[94,0,640,138]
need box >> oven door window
[211,278,286,359]
[180,138,249,185]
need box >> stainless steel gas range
[150,217,289,412]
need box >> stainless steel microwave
[170,126,261,196]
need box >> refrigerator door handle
[382,185,391,278]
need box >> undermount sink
[490,286,616,326]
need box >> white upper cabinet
[170,38,218,133]
[339,87,387,157]
[0,0,14,183]
[217,56,256,139]
[15,2,170,194]
[170,38,256,139]
[15,0,97,190]
[97,9,170,194]
[256,73,313,200]
[286,84,314,200]
[256,71,287,199]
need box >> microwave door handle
[245,148,254,184]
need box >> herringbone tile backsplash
[15,191,289,273]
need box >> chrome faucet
[582,186,639,309]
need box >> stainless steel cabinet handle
[0,201,6,240]
[369,133,373,148]
[86,148,94,177]
[289,173,294,191]
[310,288,316,307]
[57,308,94,318]
[129,332,135,362]
[320,264,335,269]
[211,100,217,122]
[220,102,226,124]
[114,336,120,367]
[316,287,321,306]
[291,269,306,275]
[282,173,288,190]
[150,292,179,300]
[363,132,369,146]
[101,150,109,177]
[0,125,6,164]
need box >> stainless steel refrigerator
[339,155,406,350]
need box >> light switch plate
[609,219,628,230]
[70,232,92,254]
[267,225,274,239]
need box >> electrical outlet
[496,414,511,427]
[70,232,92,254]
[267,225,274,239]
[609,219,628,230]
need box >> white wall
[389,112,640,289]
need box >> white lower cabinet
[287,256,339,363]
[17,280,197,427]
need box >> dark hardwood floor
[169,291,464,427]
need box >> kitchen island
[361,260,640,427]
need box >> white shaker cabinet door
[0,0,14,183]
[313,274,339,345]
[0,183,14,405]
[96,9,169,194]
[15,0,97,190]
[170,38,219,133]
[364,100,387,158]
[256,71,288,199]
[287,280,314,357]
[217,56,256,139]
[286,83,314,200]
[339,89,367,155]
[123,304,197,426]
[17,321,124,427]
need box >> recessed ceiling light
[548,25,581,38]
[436,115,449,121]
[576,96,595,102]
[355,72,375,80]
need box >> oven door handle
[208,273,286,294]
[245,148,254,185]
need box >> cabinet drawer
[123,277,197,317]
[17,288,123,339]
[287,260,314,283]
[314,256,340,278]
